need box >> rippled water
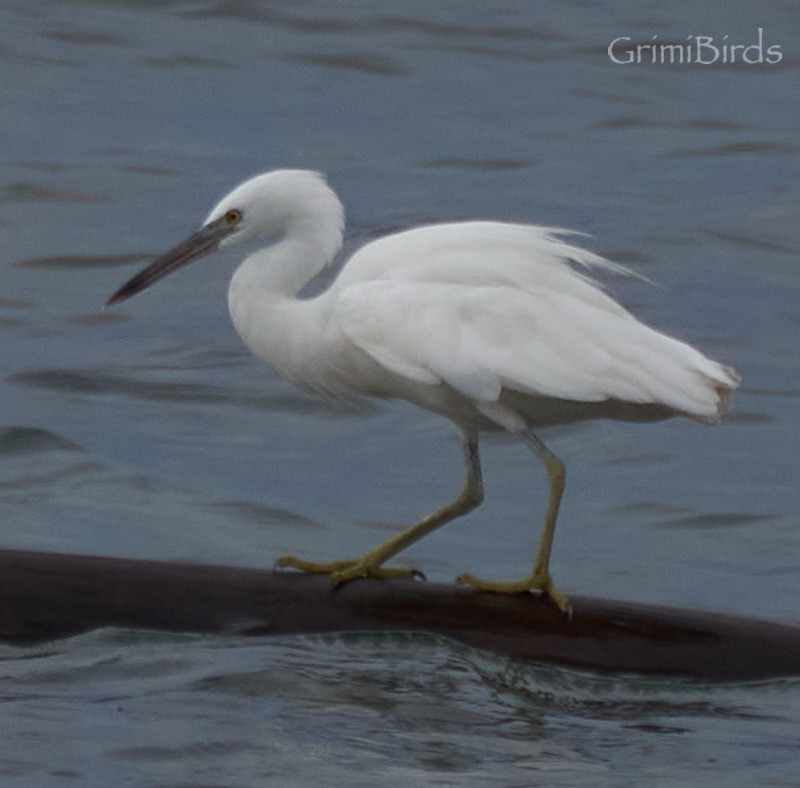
[2,631,799,787]
[2,0,799,784]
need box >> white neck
[226,201,344,380]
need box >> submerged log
[0,548,797,680]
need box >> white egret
[107,169,740,611]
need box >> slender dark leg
[276,431,484,583]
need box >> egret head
[106,169,342,306]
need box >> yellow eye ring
[224,208,242,225]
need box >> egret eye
[224,208,242,226]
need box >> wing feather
[331,222,738,422]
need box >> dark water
[1,0,799,784]
[2,632,799,787]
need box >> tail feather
[708,364,741,422]
[681,363,740,424]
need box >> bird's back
[328,221,739,426]
[336,221,629,298]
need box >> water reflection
[3,629,797,784]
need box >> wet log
[1,548,797,680]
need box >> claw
[275,554,425,586]
[330,563,423,585]
[275,555,356,573]
[457,571,570,615]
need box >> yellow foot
[456,571,570,614]
[275,555,425,585]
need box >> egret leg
[276,432,484,584]
[458,430,569,612]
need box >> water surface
[1,0,798,784]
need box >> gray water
[2,0,799,784]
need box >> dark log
[0,548,797,681]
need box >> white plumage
[108,169,740,611]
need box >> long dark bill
[106,217,231,307]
